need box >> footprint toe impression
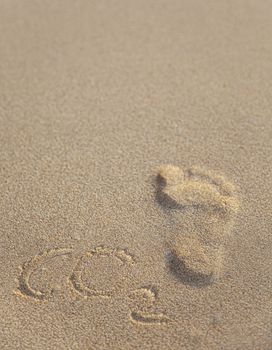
[158,165,238,214]
[157,165,240,286]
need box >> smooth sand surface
[0,1,271,349]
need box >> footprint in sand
[156,165,240,287]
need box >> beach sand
[0,1,271,349]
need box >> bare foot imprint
[156,165,240,287]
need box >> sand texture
[0,1,272,349]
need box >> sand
[0,1,271,349]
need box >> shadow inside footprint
[155,174,184,210]
[166,251,215,288]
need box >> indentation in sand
[17,248,73,301]
[158,165,239,214]
[157,165,240,286]
[130,311,170,325]
[69,246,135,298]
[129,286,157,309]
[167,235,223,287]
[128,286,170,325]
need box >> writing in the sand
[15,246,170,325]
